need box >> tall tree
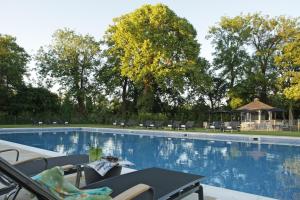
[96,44,137,116]
[275,21,300,124]
[245,14,289,102]
[207,16,250,91]
[35,29,101,115]
[209,14,298,105]
[103,4,200,113]
[0,34,29,112]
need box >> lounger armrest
[113,184,154,200]
[61,164,75,171]
[0,149,20,161]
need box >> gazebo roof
[236,98,276,111]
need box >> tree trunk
[260,64,268,103]
[121,77,128,116]
[77,93,86,115]
[288,101,294,127]
[77,66,86,115]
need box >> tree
[207,16,250,91]
[209,14,298,105]
[0,34,29,112]
[245,14,291,102]
[35,29,101,115]
[9,86,60,118]
[275,22,300,124]
[96,44,137,116]
[103,4,200,112]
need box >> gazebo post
[258,110,261,123]
[268,111,272,121]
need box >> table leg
[75,165,82,188]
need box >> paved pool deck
[0,139,277,200]
[1,127,300,146]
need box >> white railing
[241,120,300,131]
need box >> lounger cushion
[32,167,112,200]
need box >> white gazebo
[236,98,284,131]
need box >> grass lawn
[0,124,300,137]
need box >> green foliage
[229,97,244,109]
[276,31,300,101]
[207,16,250,89]
[209,14,299,105]
[137,112,168,122]
[103,4,200,112]
[0,34,29,89]
[0,34,29,112]
[9,86,60,117]
[35,28,101,114]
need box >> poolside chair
[0,154,89,197]
[0,157,204,200]
[186,121,195,129]
[0,157,154,200]
[127,119,138,127]
[154,121,164,129]
[179,121,195,130]
[166,120,173,129]
[172,121,181,130]
[113,120,118,126]
[144,120,154,129]
[223,122,233,132]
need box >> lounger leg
[196,184,204,200]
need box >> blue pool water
[0,130,300,200]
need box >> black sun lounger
[0,157,153,200]
[83,167,204,200]
[0,157,204,200]
[0,153,89,197]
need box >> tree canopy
[103,4,201,112]
[0,34,29,113]
[35,29,101,115]
[0,4,300,124]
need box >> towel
[32,167,112,200]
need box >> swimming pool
[0,129,299,200]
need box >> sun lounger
[83,167,204,200]
[179,121,194,130]
[0,154,89,197]
[172,121,181,130]
[0,157,204,200]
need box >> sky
[1,0,299,86]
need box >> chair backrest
[15,157,48,177]
[0,157,58,200]
[186,121,195,128]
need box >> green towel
[32,166,112,200]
